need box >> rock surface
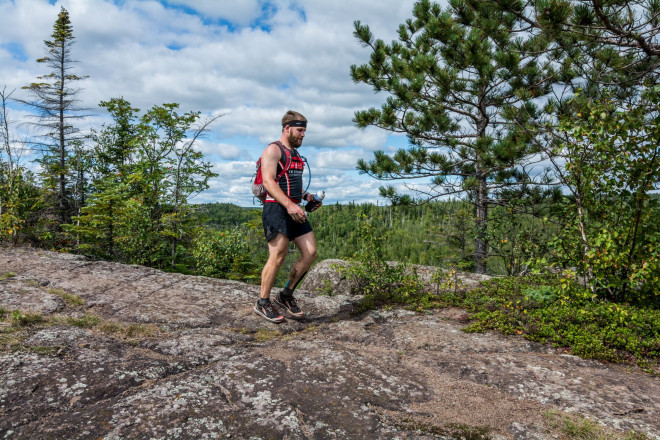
[0,247,658,440]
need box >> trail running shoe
[274,292,304,318]
[254,298,285,323]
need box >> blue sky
[0,0,421,206]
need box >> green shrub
[550,88,660,303]
[522,285,557,304]
[190,226,258,281]
[337,213,434,311]
[450,275,660,373]
[11,310,46,327]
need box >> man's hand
[304,193,322,212]
[287,203,307,223]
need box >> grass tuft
[11,310,46,327]
[47,288,85,306]
[544,410,649,439]
[0,272,16,281]
[67,314,99,328]
[97,321,162,342]
[254,329,282,342]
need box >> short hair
[282,110,307,128]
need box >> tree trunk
[474,176,488,274]
[58,52,67,225]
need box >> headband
[283,120,307,128]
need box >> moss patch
[0,272,16,281]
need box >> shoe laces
[264,302,279,315]
[281,294,297,307]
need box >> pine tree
[20,7,88,225]
[350,0,555,273]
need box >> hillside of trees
[195,199,555,275]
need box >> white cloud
[315,149,364,171]
[198,141,242,160]
[0,0,421,205]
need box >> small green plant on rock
[338,213,434,312]
[318,279,335,296]
[543,410,649,439]
[431,268,465,295]
[67,314,99,328]
[254,329,282,342]
[48,288,85,306]
[11,310,45,327]
[0,272,16,281]
[97,321,162,342]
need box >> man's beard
[288,132,303,148]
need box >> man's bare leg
[260,233,290,299]
[284,231,318,291]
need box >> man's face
[287,126,306,148]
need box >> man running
[254,110,322,323]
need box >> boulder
[301,259,492,296]
[299,258,356,295]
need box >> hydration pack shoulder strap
[272,141,292,181]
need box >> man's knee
[301,247,317,265]
[269,249,288,265]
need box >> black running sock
[283,270,308,296]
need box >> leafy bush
[549,88,660,303]
[190,226,258,281]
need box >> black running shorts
[262,202,313,242]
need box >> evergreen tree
[494,0,660,92]
[91,98,140,181]
[20,7,88,225]
[67,98,140,259]
[350,0,555,273]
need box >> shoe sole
[273,297,304,318]
[253,305,285,323]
